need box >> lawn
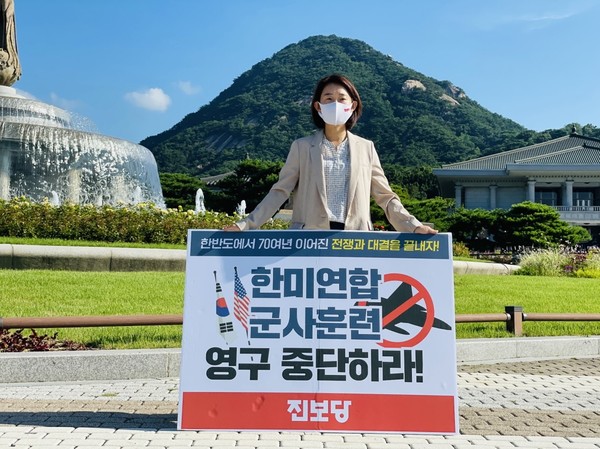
[0,270,598,349]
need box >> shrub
[515,248,572,276]
[583,250,600,270]
[452,241,471,258]
[573,268,600,278]
[515,247,600,277]
[573,250,600,278]
[0,329,89,352]
[0,197,289,245]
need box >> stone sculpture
[0,0,21,87]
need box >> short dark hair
[311,74,363,130]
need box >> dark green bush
[0,197,288,245]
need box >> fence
[2,306,600,337]
[455,306,600,336]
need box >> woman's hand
[414,225,438,234]
[222,224,242,231]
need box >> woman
[224,74,437,234]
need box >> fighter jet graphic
[356,281,452,335]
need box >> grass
[0,270,598,349]
[0,270,185,349]
[454,275,600,338]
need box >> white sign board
[178,230,458,434]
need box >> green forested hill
[140,35,567,176]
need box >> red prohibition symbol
[378,272,435,348]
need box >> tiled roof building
[433,131,600,241]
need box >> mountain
[141,35,544,176]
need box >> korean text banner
[178,230,458,434]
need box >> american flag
[233,267,250,336]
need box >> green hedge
[0,197,288,245]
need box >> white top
[321,136,350,223]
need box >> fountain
[49,190,60,206]
[194,188,206,214]
[236,200,246,216]
[0,0,165,207]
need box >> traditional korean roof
[513,145,600,165]
[200,171,234,185]
[438,133,600,171]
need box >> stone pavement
[0,356,598,448]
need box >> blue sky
[12,0,600,144]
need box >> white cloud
[176,80,201,95]
[470,4,590,31]
[124,88,171,111]
[49,92,80,111]
[518,12,577,23]
[513,10,579,30]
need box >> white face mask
[318,101,354,126]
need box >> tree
[447,208,499,251]
[494,202,591,248]
[446,202,591,250]
[403,197,455,231]
[159,172,205,210]
[370,183,453,231]
[211,159,284,214]
[382,165,440,199]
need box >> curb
[0,348,181,383]
[452,260,519,275]
[0,244,186,272]
[0,244,518,274]
[456,335,600,364]
[1,336,598,383]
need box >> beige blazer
[237,130,422,231]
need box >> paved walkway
[0,356,598,448]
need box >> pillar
[454,185,462,207]
[565,180,573,208]
[527,180,536,202]
[489,185,497,210]
[505,305,523,337]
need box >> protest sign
[178,230,458,434]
